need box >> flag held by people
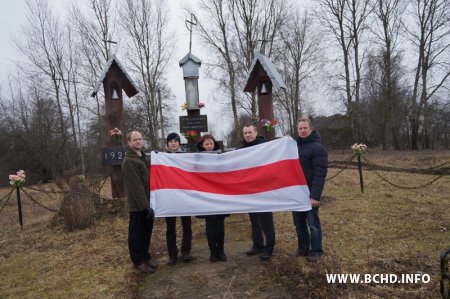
[150,136,311,217]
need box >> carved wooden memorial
[91,54,138,198]
[244,52,286,141]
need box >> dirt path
[140,214,295,298]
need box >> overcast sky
[0,0,27,82]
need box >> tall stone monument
[179,14,208,151]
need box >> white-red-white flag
[150,136,311,217]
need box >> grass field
[0,150,449,298]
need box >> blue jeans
[292,208,323,256]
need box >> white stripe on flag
[151,186,311,217]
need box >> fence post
[16,186,23,227]
[357,155,364,193]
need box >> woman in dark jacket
[196,134,229,262]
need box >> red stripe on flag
[150,159,306,195]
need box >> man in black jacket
[293,118,328,262]
[122,131,157,274]
[241,124,276,261]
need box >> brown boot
[259,250,272,261]
[246,246,262,256]
[135,263,155,274]
[146,258,158,269]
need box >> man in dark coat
[240,124,276,261]
[293,118,328,262]
[122,131,157,274]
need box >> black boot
[216,232,227,262]
[207,232,218,262]
[182,252,193,262]
[209,249,218,262]
[167,255,177,266]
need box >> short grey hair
[297,118,312,127]
[127,130,141,141]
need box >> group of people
[122,118,328,274]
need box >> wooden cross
[102,36,117,59]
[258,38,272,56]
[185,13,198,53]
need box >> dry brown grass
[0,150,449,298]
[267,150,450,298]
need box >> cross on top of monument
[185,13,198,54]
[102,35,118,59]
[258,38,272,56]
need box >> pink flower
[181,101,205,111]
[109,128,122,139]
[9,170,26,187]
[260,119,278,132]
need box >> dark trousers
[205,215,225,234]
[165,216,192,257]
[128,210,153,266]
[205,215,226,253]
[249,212,275,253]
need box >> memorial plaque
[181,143,197,153]
[101,146,126,166]
[179,115,208,132]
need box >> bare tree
[64,24,87,175]
[1,76,70,182]
[317,0,372,142]
[54,25,79,148]
[427,99,450,149]
[278,9,323,135]
[317,0,355,140]
[70,0,116,120]
[120,0,175,149]
[349,0,373,142]
[230,0,287,119]
[196,0,241,143]
[405,0,450,149]
[361,50,409,147]
[16,0,71,164]
[196,0,286,144]
[370,0,406,149]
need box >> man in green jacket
[122,131,157,274]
